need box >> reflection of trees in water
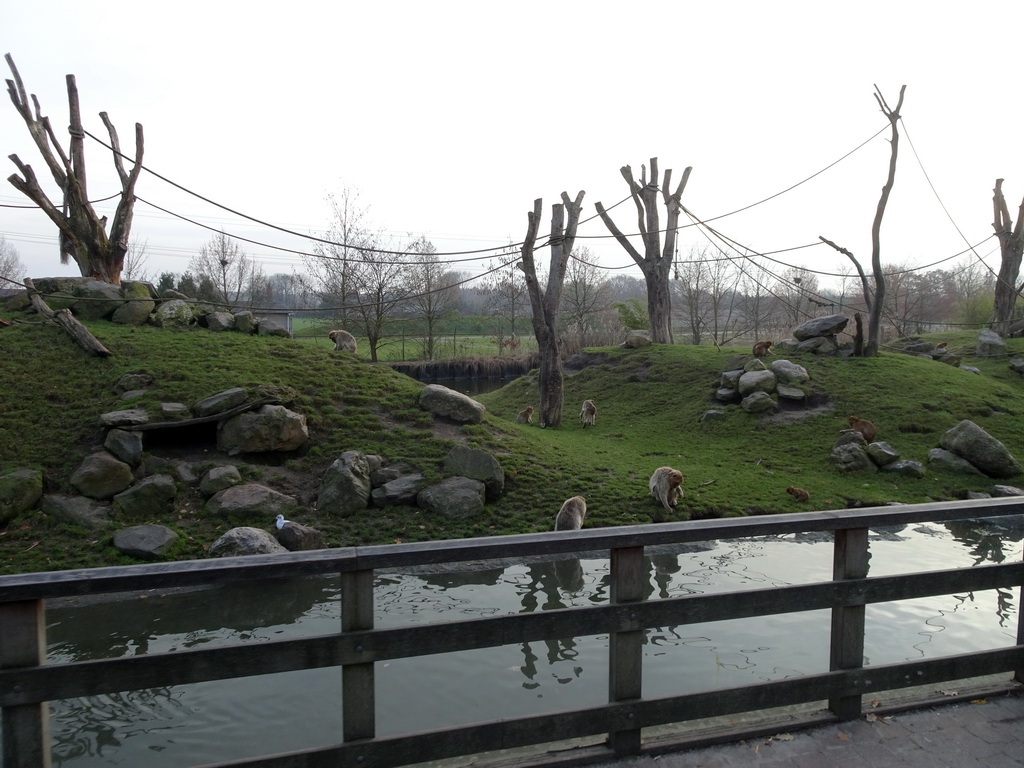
[47,577,332,662]
[51,687,186,765]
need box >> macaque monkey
[786,486,810,502]
[554,496,587,531]
[328,329,357,353]
[649,466,684,520]
[935,341,948,349]
[516,406,535,424]
[847,415,877,443]
[580,399,597,428]
[752,340,774,358]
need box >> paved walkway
[585,692,1024,768]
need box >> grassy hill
[2,320,1024,575]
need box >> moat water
[40,517,1021,766]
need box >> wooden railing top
[1,496,1021,603]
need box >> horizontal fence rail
[1,498,1023,768]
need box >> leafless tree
[481,246,529,355]
[404,236,460,360]
[121,237,150,282]
[4,54,143,284]
[0,235,27,286]
[188,232,269,310]
[560,245,612,352]
[595,158,691,343]
[346,237,410,362]
[519,191,586,427]
[989,178,1024,336]
[303,188,375,326]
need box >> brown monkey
[649,466,684,519]
[516,406,535,424]
[752,340,774,358]
[580,399,597,428]
[847,415,877,443]
[554,496,587,531]
[786,486,811,502]
[935,341,948,349]
[328,329,357,353]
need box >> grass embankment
[1,322,1022,575]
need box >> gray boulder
[417,477,486,519]
[927,448,986,476]
[769,359,809,385]
[205,483,299,519]
[104,428,144,466]
[113,474,177,517]
[866,442,900,467]
[0,469,43,523]
[699,409,727,423]
[738,369,776,396]
[111,282,155,325]
[939,420,1023,478]
[73,280,123,320]
[204,311,236,332]
[960,366,981,375]
[418,384,486,424]
[976,329,1007,357]
[98,408,150,428]
[880,460,926,478]
[621,331,652,348]
[152,299,195,328]
[70,452,134,499]
[193,387,249,417]
[1009,358,1024,377]
[720,369,742,389]
[274,520,325,551]
[317,451,372,516]
[831,443,877,472]
[776,385,806,401]
[834,430,867,449]
[233,311,256,333]
[991,485,1024,497]
[200,465,243,496]
[794,337,833,354]
[371,474,427,507]
[740,391,776,413]
[715,387,740,403]
[444,445,504,501]
[112,524,179,560]
[217,404,308,455]
[208,526,287,557]
[40,494,113,529]
[161,403,191,420]
[793,314,849,340]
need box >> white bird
[275,514,291,530]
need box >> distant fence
[1,499,1023,768]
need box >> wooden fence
[2,498,1023,768]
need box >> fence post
[608,545,645,755]
[0,600,51,768]
[341,569,376,742]
[829,527,869,720]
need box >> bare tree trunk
[24,278,111,357]
[866,85,906,356]
[989,178,1024,336]
[596,158,691,344]
[519,191,585,428]
[5,54,144,285]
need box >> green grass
[2,320,1023,574]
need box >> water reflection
[41,525,1020,767]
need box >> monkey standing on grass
[554,496,587,530]
[649,466,684,521]
[516,406,534,424]
[328,329,357,353]
[580,399,597,428]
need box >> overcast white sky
[3,1,1023,295]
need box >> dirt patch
[758,394,834,426]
